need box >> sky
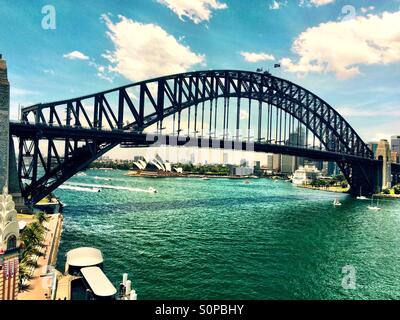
[1,0,399,162]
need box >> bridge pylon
[346,159,383,196]
[0,55,29,212]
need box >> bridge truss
[11,70,384,204]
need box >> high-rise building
[0,186,20,300]
[222,153,228,165]
[391,136,400,163]
[368,142,379,158]
[190,153,195,164]
[272,154,281,172]
[266,154,274,170]
[391,136,400,153]
[327,162,339,176]
[391,151,399,164]
[281,155,296,174]
[375,139,392,189]
[281,127,306,175]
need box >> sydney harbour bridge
[2,64,400,205]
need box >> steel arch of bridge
[15,70,379,204]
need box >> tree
[35,211,49,224]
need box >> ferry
[292,165,322,186]
[34,194,64,214]
[58,247,137,300]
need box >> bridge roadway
[11,121,380,166]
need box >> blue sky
[1,0,400,145]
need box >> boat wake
[65,182,156,193]
[93,176,112,181]
[59,185,101,193]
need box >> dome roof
[66,247,104,267]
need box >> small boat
[333,199,342,206]
[367,205,381,211]
[201,177,210,181]
[356,187,368,200]
[368,197,381,211]
[244,180,250,185]
[148,187,157,193]
[77,172,87,177]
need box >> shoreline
[295,184,349,194]
[18,213,63,300]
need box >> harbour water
[55,170,400,300]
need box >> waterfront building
[327,162,339,176]
[280,127,306,175]
[368,142,379,157]
[292,165,322,186]
[240,159,249,167]
[272,154,281,172]
[222,153,228,165]
[375,139,392,189]
[281,155,296,175]
[391,151,399,164]
[0,186,20,300]
[391,136,400,154]
[190,153,195,165]
[266,155,274,170]
[234,167,254,176]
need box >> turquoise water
[55,170,400,300]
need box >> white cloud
[360,6,375,14]
[309,0,334,6]
[336,106,400,117]
[240,110,249,120]
[43,69,55,75]
[269,0,287,10]
[157,0,228,24]
[299,0,334,7]
[240,51,275,63]
[63,51,90,60]
[281,11,400,79]
[100,14,205,82]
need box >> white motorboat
[333,199,342,206]
[148,187,157,193]
[368,197,381,211]
[367,205,381,211]
[356,187,368,200]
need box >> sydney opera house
[127,155,183,177]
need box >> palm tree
[35,211,49,224]
[18,261,30,289]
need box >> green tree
[35,211,49,224]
